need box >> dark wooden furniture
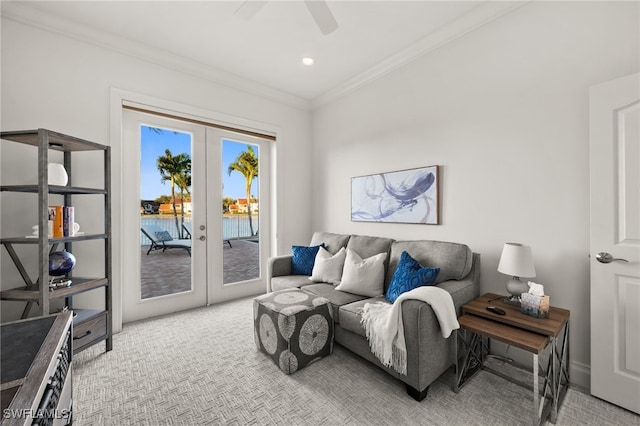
[454,293,570,426]
[0,129,112,355]
[1,312,73,425]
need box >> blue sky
[140,126,258,201]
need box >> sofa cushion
[301,283,369,321]
[385,240,473,289]
[310,232,351,255]
[346,234,394,272]
[271,275,312,292]
[385,251,440,303]
[335,249,387,297]
[310,247,346,285]
[338,297,387,337]
[291,244,324,275]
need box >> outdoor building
[232,198,258,214]
[158,198,192,214]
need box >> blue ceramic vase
[49,251,76,276]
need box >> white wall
[311,1,639,389]
[0,18,313,327]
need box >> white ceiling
[2,1,526,107]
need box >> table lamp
[497,242,536,306]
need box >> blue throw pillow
[385,251,440,303]
[291,244,325,275]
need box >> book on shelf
[48,205,74,237]
[63,206,74,237]
[49,206,63,238]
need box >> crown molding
[2,1,532,112]
[1,1,311,111]
[311,1,533,110]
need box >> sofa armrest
[438,253,481,314]
[266,254,293,292]
[399,253,480,391]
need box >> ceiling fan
[235,0,339,35]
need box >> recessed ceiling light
[302,57,315,66]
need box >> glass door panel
[139,125,193,299]
[222,140,260,285]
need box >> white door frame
[110,89,281,331]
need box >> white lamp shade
[497,243,536,278]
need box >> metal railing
[140,215,258,245]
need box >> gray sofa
[267,231,480,401]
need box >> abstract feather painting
[351,165,439,224]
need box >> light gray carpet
[73,297,639,425]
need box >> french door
[122,109,270,322]
[204,126,271,305]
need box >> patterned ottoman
[253,288,334,374]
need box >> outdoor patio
[140,239,260,299]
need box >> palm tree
[157,149,191,236]
[228,145,258,236]
[174,167,191,238]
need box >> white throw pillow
[310,247,347,285]
[335,249,387,297]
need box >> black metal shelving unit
[0,129,112,354]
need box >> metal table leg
[533,353,539,426]
[454,328,488,393]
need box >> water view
[140,215,258,245]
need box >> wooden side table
[453,293,570,426]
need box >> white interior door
[122,110,208,322]
[589,72,640,414]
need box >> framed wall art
[351,165,439,225]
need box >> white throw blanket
[360,286,460,375]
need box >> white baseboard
[490,342,591,391]
[570,360,591,392]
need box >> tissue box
[520,293,550,318]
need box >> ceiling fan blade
[304,0,338,35]
[235,0,269,20]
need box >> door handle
[199,235,206,241]
[596,252,629,264]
